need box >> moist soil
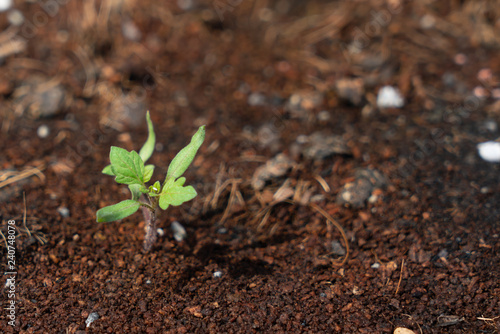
[1,1,500,333]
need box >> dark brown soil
[1,1,500,333]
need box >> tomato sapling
[96,111,205,252]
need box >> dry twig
[395,258,405,294]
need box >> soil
[1,0,500,333]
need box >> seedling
[96,111,205,252]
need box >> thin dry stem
[0,163,45,189]
[395,259,405,295]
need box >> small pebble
[477,141,500,163]
[337,168,387,208]
[217,227,228,234]
[371,262,381,269]
[335,78,365,106]
[394,328,416,334]
[310,194,325,203]
[145,279,152,284]
[37,125,50,138]
[473,86,489,99]
[480,187,490,194]
[286,91,324,118]
[438,249,448,258]
[85,312,99,328]
[156,228,165,237]
[299,132,350,161]
[368,193,379,204]
[317,110,330,121]
[483,120,498,133]
[331,240,346,256]
[0,0,12,12]
[251,153,294,190]
[377,86,404,108]
[57,207,70,218]
[477,68,492,82]
[248,92,266,106]
[7,9,24,26]
[257,124,280,150]
[420,14,436,29]
[14,78,66,118]
[5,278,14,288]
[213,271,223,278]
[171,221,187,242]
[296,135,309,144]
[122,20,141,41]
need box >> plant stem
[142,195,158,252]
[142,207,156,252]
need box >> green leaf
[144,164,155,183]
[109,147,145,185]
[138,111,156,163]
[166,125,205,180]
[102,164,114,176]
[148,181,161,196]
[96,200,141,222]
[128,184,144,201]
[159,177,197,210]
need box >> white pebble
[248,92,266,106]
[377,86,405,108]
[420,14,435,29]
[477,141,500,163]
[4,278,14,288]
[0,0,12,12]
[85,312,99,328]
[57,207,70,218]
[371,263,381,269]
[37,125,50,138]
[156,228,165,237]
[7,9,24,26]
[122,20,141,41]
[213,271,223,278]
[171,221,187,242]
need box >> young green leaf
[148,181,161,196]
[144,164,155,183]
[166,125,205,180]
[102,164,115,176]
[128,184,145,201]
[96,199,141,222]
[138,111,156,163]
[110,147,145,185]
[102,111,155,176]
[159,177,197,210]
